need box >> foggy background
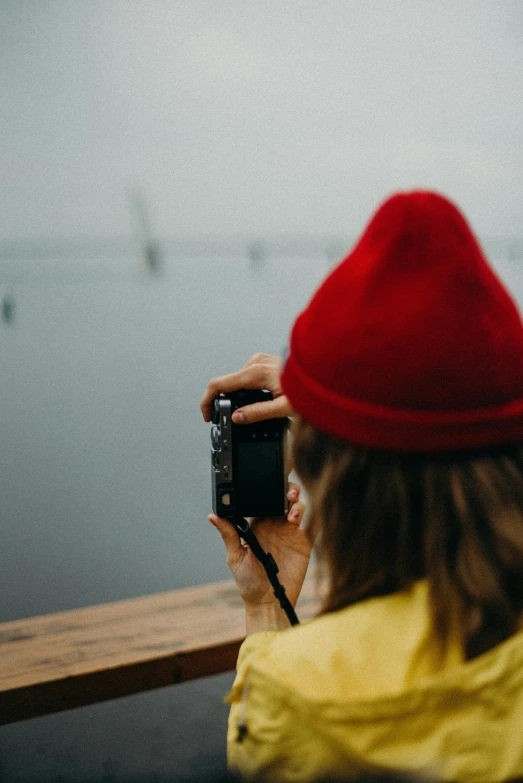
[1,2,522,782]
[2,0,523,242]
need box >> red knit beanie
[281,191,523,452]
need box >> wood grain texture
[0,571,320,725]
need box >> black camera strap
[231,517,300,627]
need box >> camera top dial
[211,425,221,450]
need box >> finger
[242,353,281,370]
[232,395,293,424]
[287,481,300,503]
[287,498,306,526]
[200,365,272,421]
[208,515,243,562]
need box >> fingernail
[288,489,298,500]
[289,509,300,520]
[232,410,244,423]
[208,516,217,527]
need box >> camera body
[211,389,289,518]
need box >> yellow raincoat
[227,581,523,782]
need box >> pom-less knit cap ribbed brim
[281,190,523,452]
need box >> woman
[201,191,523,782]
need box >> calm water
[0,249,521,781]
[0,252,331,783]
[0,253,333,621]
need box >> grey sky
[1,0,522,241]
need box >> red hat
[281,191,523,452]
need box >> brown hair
[292,417,523,660]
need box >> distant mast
[1,293,15,324]
[128,187,162,275]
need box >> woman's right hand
[200,353,293,424]
[208,482,311,632]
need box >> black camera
[211,389,289,518]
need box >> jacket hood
[228,582,523,782]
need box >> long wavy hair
[292,416,523,660]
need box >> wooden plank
[0,572,319,725]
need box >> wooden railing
[0,572,319,725]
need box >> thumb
[208,515,242,561]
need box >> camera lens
[212,399,220,424]
[211,426,221,449]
